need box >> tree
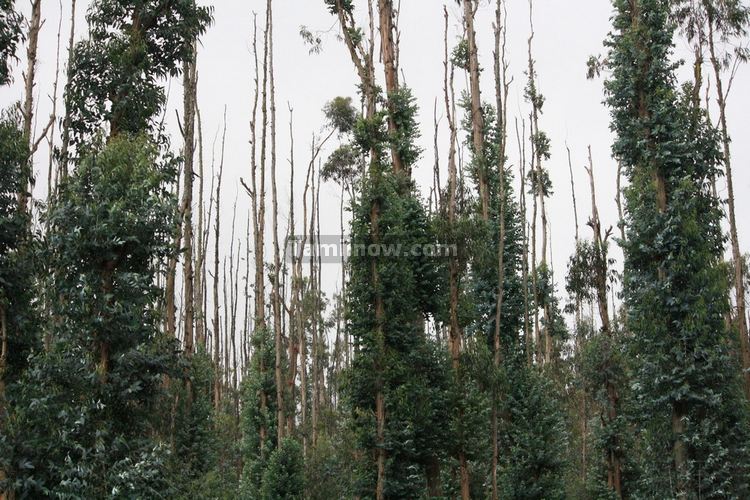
[605,0,750,495]
[0,0,22,86]
[8,135,180,497]
[673,0,750,398]
[260,438,305,499]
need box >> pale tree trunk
[515,119,532,365]
[585,148,622,498]
[19,0,42,215]
[706,13,750,399]
[59,0,76,180]
[527,0,552,364]
[529,121,540,362]
[491,1,509,497]
[46,2,63,203]
[299,150,313,456]
[286,106,297,436]
[195,107,206,350]
[266,0,286,446]
[181,47,197,356]
[311,168,321,447]
[567,145,590,484]
[462,0,489,222]
[229,202,240,417]
[378,0,403,174]
[212,111,226,411]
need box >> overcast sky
[2,0,748,319]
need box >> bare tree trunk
[229,202,240,416]
[585,148,622,498]
[19,0,42,215]
[615,161,626,242]
[491,1,509,497]
[59,0,76,180]
[706,14,750,399]
[527,0,552,364]
[165,170,182,337]
[286,105,298,436]
[515,119,532,365]
[195,106,206,350]
[181,47,198,356]
[378,0,403,174]
[462,0,488,222]
[265,0,285,445]
[212,110,226,411]
[46,1,63,204]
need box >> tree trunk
[266,0,285,446]
[491,1,509,497]
[378,0,404,174]
[59,0,77,180]
[19,0,42,215]
[212,111,226,410]
[586,148,622,498]
[181,48,197,356]
[462,0,488,222]
[706,14,750,399]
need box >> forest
[1,0,750,498]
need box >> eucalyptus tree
[3,0,211,496]
[606,0,750,496]
[672,0,750,398]
[324,1,452,498]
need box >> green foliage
[260,438,305,500]
[324,96,357,134]
[0,0,22,86]
[6,134,181,497]
[606,0,750,495]
[0,107,35,383]
[499,361,568,500]
[346,168,451,497]
[305,434,356,499]
[239,326,278,497]
[324,0,353,16]
[451,39,470,71]
[66,0,212,147]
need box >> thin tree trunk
[19,0,42,215]
[706,13,750,399]
[181,47,198,356]
[462,0,488,222]
[586,147,622,498]
[378,0,403,174]
[59,0,76,180]
[491,1,509,497]
[212,110,226,411]
[287,105,298,436]
[266,0,285,445]
[195,106,206,350]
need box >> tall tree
[606,0,750,495]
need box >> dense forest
[1,0,750,498]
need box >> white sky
[2,0,749,325]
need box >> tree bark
[586,147,622,498]
[462,0,489,222]
[212,111,226,411]
[181,47,197,356]
[19,0,42,215]
[706,12,750,399]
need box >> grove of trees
[1,0,750,498]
